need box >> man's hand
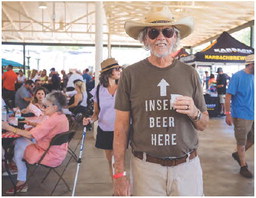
[225,114,233,126]
[173,96,198,118]
[113,176,130,196]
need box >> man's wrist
[190,109,201,122]
[113,171,126,179]
[225,111,231,115]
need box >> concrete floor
[2,117,254,196]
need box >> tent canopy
[182,32,254,64]
[2,58,23,67]
[193,32,254,63]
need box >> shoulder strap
[96,84,100,111]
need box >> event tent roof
[2,58,23,67]
[181,32,254,63]
[2,1,254,47]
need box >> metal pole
[250,26,254,48]
[72,126,87,196]
[23,45,26,74]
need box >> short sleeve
[90,87,97,103]
[115,69,131,111]
[227,74,238,95]
[192,70,207,112]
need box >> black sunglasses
[113,67,122,71]
[147,28,176,40]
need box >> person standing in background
[2,65,17,108]
[225,54,254,178]
[61,70,69,92]
[216,67,229,116]
[204,71,210,90]
[16,69,27,90]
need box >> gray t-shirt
[115,58,207,158]
[15,86,32,109]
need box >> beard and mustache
[147,40,176,58]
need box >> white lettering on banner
[157,79,169,97]
[214,48,253,54]
[149,117,175,128]
[151,133,177,146]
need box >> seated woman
[21,87,48,117]
[67,79,88,116]
[2,91,69,194]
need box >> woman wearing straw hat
[113,7,209,196]
[83,58,123,182]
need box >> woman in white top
[16,70,27,90]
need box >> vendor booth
[181,31,254,117]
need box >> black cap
[217,67,223,73]
[50,67,55,71]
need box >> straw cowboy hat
[124,7,194,40]
[100,58,122,73]
[245,54,254,64]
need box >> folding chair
[25,131,76,195]
[67,113,83,130]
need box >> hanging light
[175,8,182,12]
[39,2,47,9]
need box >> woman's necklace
[108,84,117,96]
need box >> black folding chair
[25,131,76,195]
[66,113,83,131]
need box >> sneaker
[240,166,253,178]
[232,152,241,166]
[2,169,18,176]
[5,183,28,195]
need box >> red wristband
[225,111,231,115]
[113,171,126,179]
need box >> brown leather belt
[132,150,197,167]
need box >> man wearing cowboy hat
[225,54,254,178]
[113,7,209,196]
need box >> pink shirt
[24,112,69,167]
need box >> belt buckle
[161,158,176,166]
[186,152,191,163]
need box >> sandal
[5,183,28,195]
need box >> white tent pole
[94,1,104,139]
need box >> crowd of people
[1,6,254,196]
[2,66,95,112]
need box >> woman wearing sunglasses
[2,91,69,195]
[83,58,122,183]
[113,7,209,196]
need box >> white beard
[148,41,174,58]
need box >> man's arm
[113,110,130,196]
[225,93,233,126]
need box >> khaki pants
[130,154,203,196]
